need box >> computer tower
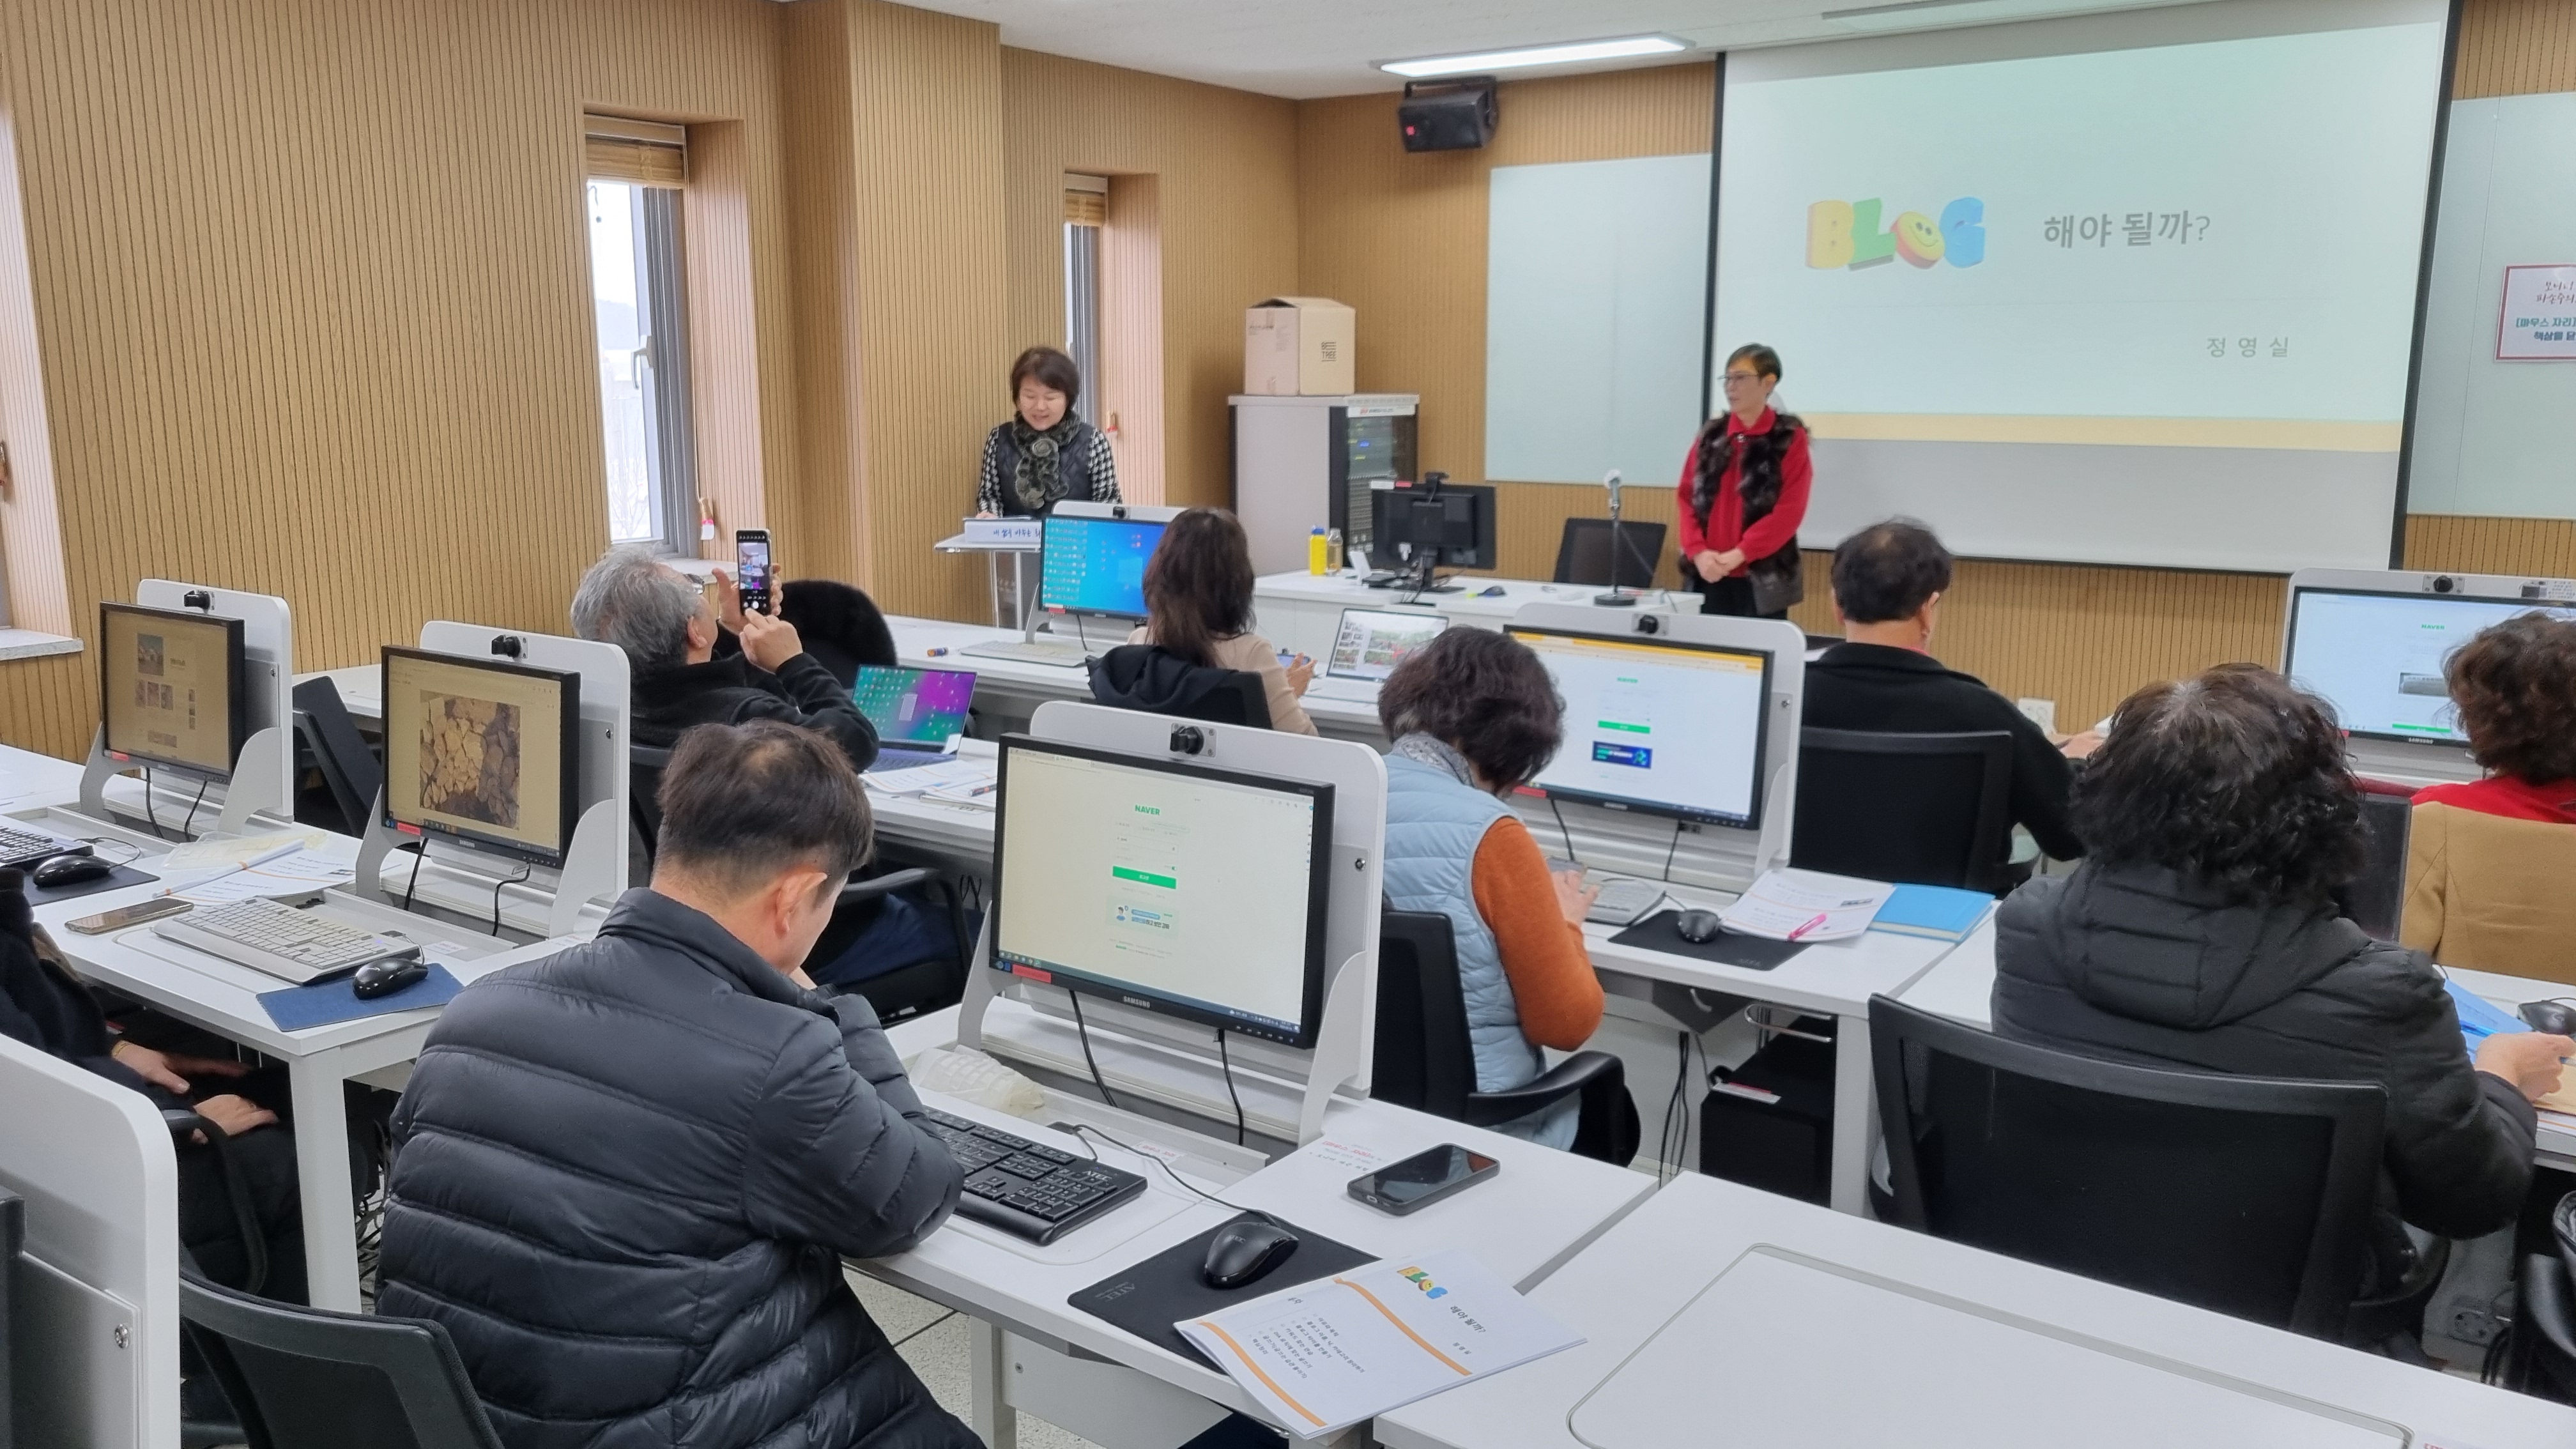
[1230,394,1419,574]
[1699,1017,1836,1205]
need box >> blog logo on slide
[1806,197,1986,270]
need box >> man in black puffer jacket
[379,721,970,1449]
[1992,665,2568,1296]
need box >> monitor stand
[959,612,1112,668]
[75,724,292,841]
[353,787,623,940]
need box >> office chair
[1086,645,1274,730]
[180,1271,505,1449]
[2337,784,2414,942]
[1552,518,1666,592]
[775,579,900,688]
[1372,908,1639,1165]
[1869,995,2386,1340]
[2511,1252,2576,1402]
[290,678,383,838]
[627,742,967,1021]
[1790,728,2016,892]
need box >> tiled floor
[852,1269,1109,1449]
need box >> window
[585,117,696,554]
[1064,174,1105,425]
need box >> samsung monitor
[990,734,1334,1048]
[2283,586,2576,746]
[99,602,250,781]
[851,664,976,745]
[379,647,581,868]
[1324,608,1450,684]
[1039,510,1169,620]
[1510,625,1774,830]
[1377,481,1497,571]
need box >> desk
[1377,1170,2576,1449]
[861,1012,1655,1446]
[25,840,578,1312]
[1248,571,1686,666]
[0,740,89,811]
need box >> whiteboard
[2408,92,2576,520]
[1485,154,1711,489]
[1568,1246,2409,1449]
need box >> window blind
[585,114,687,187]
[1064,172,1108,226]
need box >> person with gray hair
[569,544,878,770]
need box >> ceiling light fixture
[1379,34,1690,80]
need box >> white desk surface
[1376,1171,2576,1449]
[1250,570,1688,624]
[0,741,89,811]
[867,1074,1655,1429]
[1584,893,1963,1018]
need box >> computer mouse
[31,851,111,887]
[1673,908,1724,944]
[2522,1000,2576,1037]
[1479,585,1508,598]
[351,955,430,1000]
[1201,1218,1300,1291]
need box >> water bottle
[1308,526,1329,575]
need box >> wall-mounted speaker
[1399,77,1498,152]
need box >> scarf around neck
[1008,415,1085,513]
[1391,732,1482,792]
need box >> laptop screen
[851,665,977,744]
[1326,609,1451,682]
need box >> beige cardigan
[1123,627,1319,735]
[2402,801,2576,985]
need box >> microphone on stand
[1596,468,1637,606]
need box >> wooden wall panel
[0,0,799,755]
[1101,174,1168,503]
[781,0,864,585]
[2405,515,2576,579]
[680,119,774,559]
[997,50,1301,512]
[2453,0,2576,97]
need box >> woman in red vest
[1676,344,1812,618]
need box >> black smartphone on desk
[1349,1144,1499,1215]
[735,529,773,615]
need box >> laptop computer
[1301,608,1451,703]
[853,664,978,772]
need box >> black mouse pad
[1607,910,1807,970]
[1067,1211,1375,1368]
[23,863,160,908]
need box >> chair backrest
[1790,727,2016,891]
[1085,645,1274,730]
[1552,518,1666,590]
[181,1272,504,1449]
[629,743,672,868]
[1869,995,2386,1338]
[1371,908,1482,1121]
[2339,789,2412,942]
[776,578,899,687]
[291,677,383,838]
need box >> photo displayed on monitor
[990,735,1334,1048]
[99,602,249,779]
[379,647,580,866]
[851,665,976,744]
[1510,626,1773,829]
[1327,609,1450,682]
[2284,588,2576,745]
[1039,513,1169,618]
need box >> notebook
[1869,884,1995,941]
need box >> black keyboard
[921,1107,1148,1246]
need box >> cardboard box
[1244,297,1355,395]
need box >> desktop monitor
[990,734,1335,1048]
[99,602,249,780]
[2282,586,2576,746]
[379,647,581,867]
[1039,510,1169,619]
[1377,482,1497,571]
[852,664,976,745]
[1508,625,1774,830]
[1326,608,1450,682]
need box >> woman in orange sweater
[2405,611,2576,981]
[1376,628,1605,1149]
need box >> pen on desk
[927,647,950,657]
[965,782,996,797]
[1786,912,1829,942]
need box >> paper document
[864,760,996,797]
[168,839,361,905]
[160,829,330,873]
[1717,870,1894,942]
[1176,1250,1581,1439]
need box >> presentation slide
[382,652,569,858]
[1512,631,1770,828]
[1714,0,2449,571]
[2284,590,2576,743]
[997,749,1322,1038]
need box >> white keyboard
[0,824,81,869]
[157,898,421,984]
[960,640,1089,668]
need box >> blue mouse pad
[259,963,463,1031]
